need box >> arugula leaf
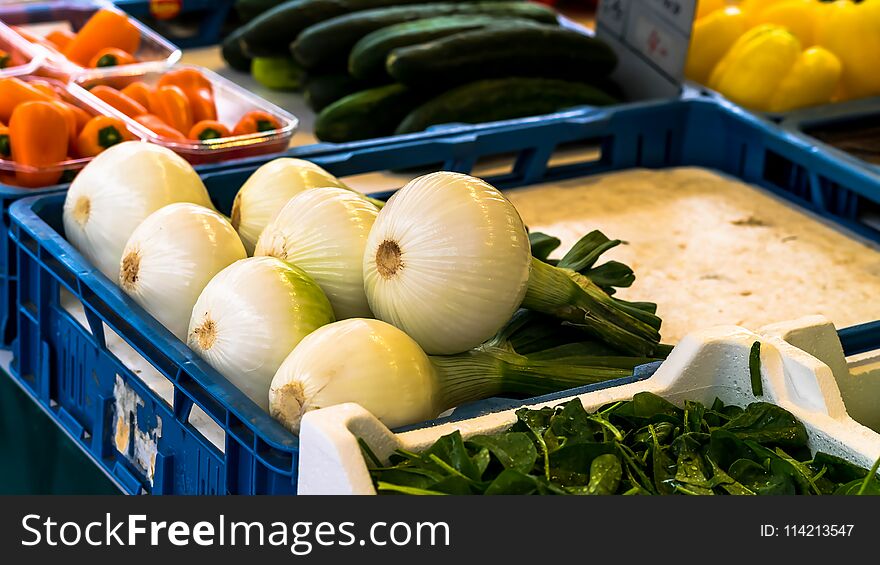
[467,433,537,475]
[586,454,623,495]
[422,431,482,482]
[722,402,808,448]
[728,459,796,495]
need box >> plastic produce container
[8,97,880,495]
[0,75,146,346]
[297,322,880,494]
[0,20,42,78]
[0,76,147,188]
[75,65,299,165]
[0,1,180,79]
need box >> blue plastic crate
[8,96,880,494]
[779,97,880,180]
[113,0,234,48]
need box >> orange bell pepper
[49,101,80,152]
[89,85,148,118]
[157,68,217,123]
[151,85,193,134]
[27,80,60,99]
[0,125,10,158]
[76,115,131,157]
[0,49,9,70]
[45,29,76,50]
[189,120,231,141]
[59,102,91,133]
[10,101,69,187]
[232,111,282,136]
[120,81,153,111]
[134,114,186,141]
[89,47,138,68]
[0,78,56,123]
[63,9,140,67]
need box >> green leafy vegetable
[365,393,880,495]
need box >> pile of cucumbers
[226,0,622,142]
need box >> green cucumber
[251,57,306,90]
[240,0,480,58]
[315,84,428,142]
[235,0,287,22]
[304,73,381,111]
[395,78,620,134]
[388,24,617,88]
[293,1,557,70]
[221,27,252,72]
[349,15,547,80]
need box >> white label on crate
[597,0,697,100]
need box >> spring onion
[229,158,350,254]
[119,203,247,340]
[63,142,215,279]
[363,171,662,356]
[269,318,637,433]
[188,256,335,410]
[255,186,379,319]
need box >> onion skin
[363,171,531,355]
[188,256,335,411]
[255,187,378,319]
[230,158,348,254]
[120,203,247,340]
[62,141,214,280]
[269,318,439,433]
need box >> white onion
[269,318,629,433]
[255,187,379,319]
[119,203,246,340]
[63,141,214,280]
[363,171,531,355]
[230,158,348,254]
[188,256,335,411]
[270,318,439,432]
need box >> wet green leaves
[367,392,880,495]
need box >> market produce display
[687,0,880,112]
[86,67,282,143]
[364,391,880,495]
[225,0,621,140]
[0,76,133,187]
[12,8,143,69]
[59,144,665,431]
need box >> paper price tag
[597,0,696,101]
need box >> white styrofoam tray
[297,317,880,495]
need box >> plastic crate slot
[762,150,809,204]
[546,139,604,170]
[226,412,255,452]
[175,369,228,424]
[470,152,518,179]
[188,404,226,454]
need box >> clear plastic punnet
[0,76,147,188]
[75,64,299,165]
[0,20,42,78]
[0,1,180,79]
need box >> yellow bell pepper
[768,46,843,112]
[696,0,726,20]
[814,0,880,100]
[685,6,748,84]
[751,0,816,46]
[738,0,789,25]
[708,25,802,111]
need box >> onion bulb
[255,187,379,319]
[363,171,531,355]
[188,256,335,410]
[269,318,634,433]
[230,158,348,254]
[119,203,246,340]
[63,141,214,280]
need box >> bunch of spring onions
[268,170,667,430]
[62,148,666,430]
